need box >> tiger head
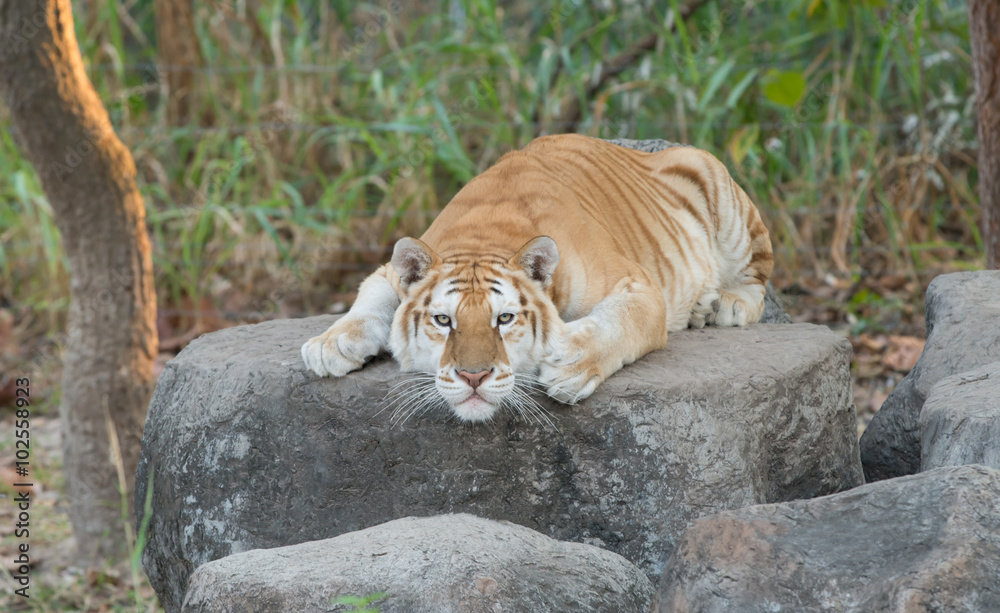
[388,236,563,423]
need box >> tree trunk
[0,0,157,560]
[969,0,1000,269]
[155,0,203,126]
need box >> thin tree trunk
[0,0,157,560]
[969,0,1000,269]
[155,0,203,126]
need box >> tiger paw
[539,321,604,404]
[539,361,602,404]
[301,317,388,377]
[713,285,765,327]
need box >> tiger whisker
[518,386,557,428]
[384,382,438,423]
[515,373,550,394]
[389,386,440,426]
[380,376,437,405]
[383,376,436,395]
[395,395,444,427]
[375,380,435,417]
[506,385,557,430]
[393,391,441,425]
[502,392,529,424]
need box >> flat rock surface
[920,362,1000,471]
[652,465,1000,613]
[137,318,861,612]
[182,513,654,613]
[860,271,1000,481]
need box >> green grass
[0,0,981,332]
[332,591,389,613]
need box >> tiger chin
[301,134,774,423]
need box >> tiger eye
[434,314,451,327]
[497,313,515,325]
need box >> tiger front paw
[539,321,604,404]
[301,317,388,377]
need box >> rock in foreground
[920,362,1000,471]
[653,465,1000,613]
[137,317,861,612]
[860,271,1000,481]
[182,513,654,613]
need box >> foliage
[332,591,389,613]
[0,0,979,338]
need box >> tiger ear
[512,236,559,287]
[391,237,440,289]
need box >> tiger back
[301,134,773,422]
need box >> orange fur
[302,134,773,420]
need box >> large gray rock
[136,318,861,612]
[762,280,793,324]
[652,465,1000,613]
[920,362,1000,471]
[181,513,654,612]
[860,271,1000,481]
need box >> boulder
[181,513,654,613]
[136,318,861,612]
[920,362,1000,471]
[652,465,1000,613]
[762,280,793,324]
[859,271,1000,481]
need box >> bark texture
[0,0,157,560]
[154,0,203,126]
[969,0,1000,269]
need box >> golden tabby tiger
[301,134,773,422]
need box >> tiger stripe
[303,133,773,419]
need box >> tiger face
[388,236,562,423]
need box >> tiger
[301,133,773,423]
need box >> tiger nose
[458,369,493,390]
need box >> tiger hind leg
[711,282,765,327]
[709,180,772,327]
